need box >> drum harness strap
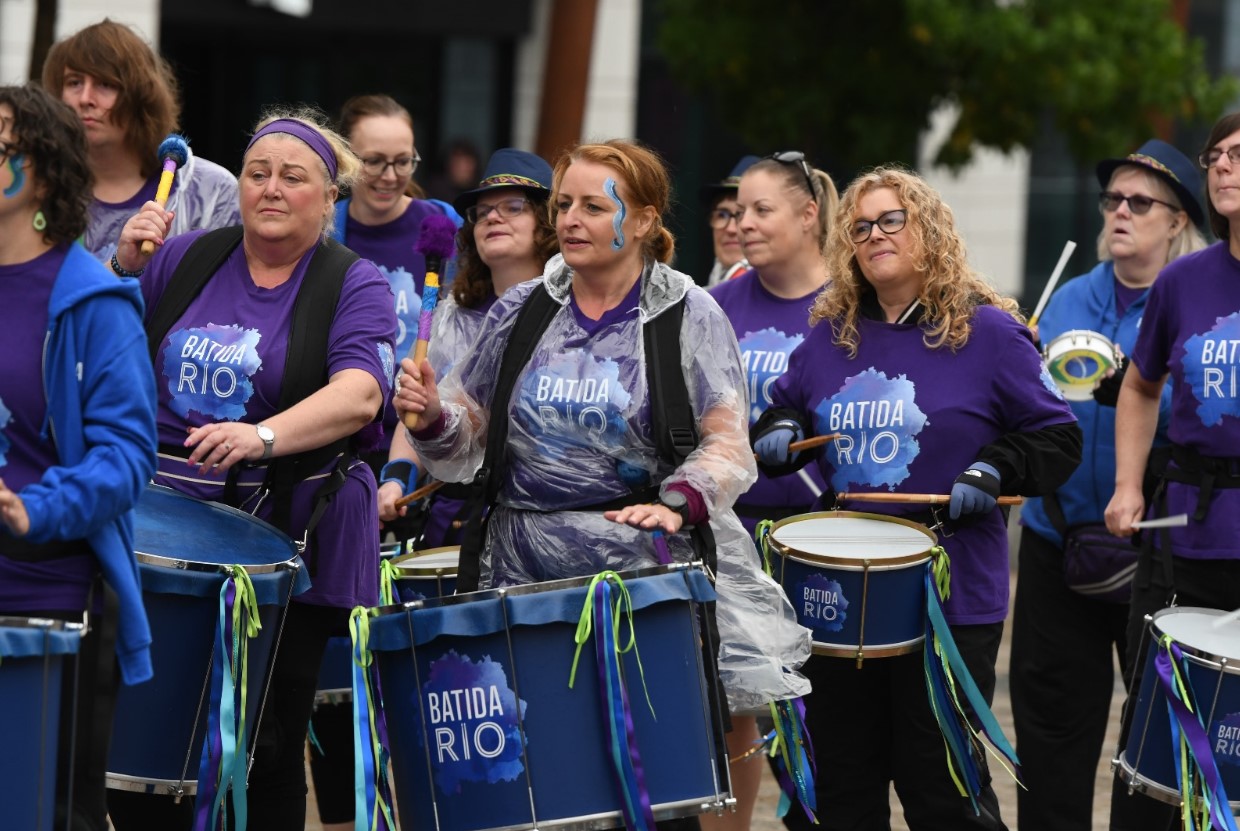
[145,225,361,576]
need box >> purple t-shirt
[0,247,97,612]
[710,270,827,525]
[771,305,1075,624]
[142,231,398,606]
[1114,279,1145,320]
[1131,242,1240,559]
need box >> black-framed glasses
[464,197,532,224]
[360,153,420,178]
[850,209,907,244]
[767,150,817,202]
[710,207,741,229]
[1199,145,1240,169]
[1098,191,1178,215]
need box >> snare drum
[1044,329,1120,401]
[767,511,936,660]
[1114,607,1240,810]
[107,484,307,797]
[368,563,730,831]
[0,617,82,831]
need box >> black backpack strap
[145,226,245,363]
[644,298,698,464]
[1041,491,1069,539]
[456,286,562,592]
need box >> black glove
[1092,357,1128,408]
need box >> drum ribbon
[767,697,817,821]
[193,567,259,831]
[755,520,775,576]
[378,557,400,605]
[350,606,396,831]
[570,571,658,831]
[650,530,673,565]
[1153,635,1238,831]
[921,546,1023,814]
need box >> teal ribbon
[351,607,396,831]
[768,697,817,821]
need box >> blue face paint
[604,177,626,251]
[3,154,25,199]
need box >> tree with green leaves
[657,0,1237,169]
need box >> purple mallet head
[415,214,459,271]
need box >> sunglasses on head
[767,151,817,203]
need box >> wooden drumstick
[394,479,445,509]
[753,432,841,460]
[837,492,1024,506]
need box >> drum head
[134,484,298,569]
[770,511,935,567]
[393,546,460,577]
[1045,329,1116,401]
[1151,607,1240,662]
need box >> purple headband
[246,118,338,181]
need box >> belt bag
[1062,523,1138,603]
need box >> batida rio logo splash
[0,397,12,466]
[1183,311,1240,426]
[813,367,928,491]
[164,324,263,420]
[519,349,633,456]
[796,573,848,632]
[380,264,421,353]
[740,327,804,424]
[424,650,527,794]
[1215,712,1240,767]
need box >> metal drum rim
[812,635,925,659]
[1113,756,1239,810]
[134,550,301,576]
[390,545,461,578]
[1149,606,1240,671]
[0,615,84,633]
[767,510,937,568]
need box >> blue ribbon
[350,607,396,831]
[768,697,817,821]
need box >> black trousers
[1109,547,1240,831]
[780,623,1008,831]
[109,601,349,830]
[1009,530,1130,831]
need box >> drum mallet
[401,214,460,432]
[753,432,841,460]
[140,134,191,256]
[1028,240,1077,328]
[394,479,445,509]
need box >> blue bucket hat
[699,154,760,204]
[453,148,553,214]
[1095,138,1205,227]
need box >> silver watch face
[257,425,275,443]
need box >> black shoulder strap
[644,297,697,464]
[456,286,561,592]
[146,226,245,363]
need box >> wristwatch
[256,423,275,460]
[657,489,690,524]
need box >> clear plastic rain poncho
[411,255,811,712]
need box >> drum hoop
[391,545,461,578]
[104,771,199,796]
[0,615,85,633]
[767,510,937,567]
[812,635,925,659]
[1149,607,1240,672]
[134,550,301,576]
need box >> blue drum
[768,511,935,661]
[0,616,82,831]
[107,484,307,797]
[1115,607,1240,810]
[368,563,730,831]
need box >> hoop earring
[32,210,47,232]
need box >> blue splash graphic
[796,573,848,633]
[378,342,395,389]
[0,397,12,466]
[739,327,804,424]
[1215,711,1240,768]
[1038,363,1066,400]
[422,650,527,794]
[3,154,25,198]
[604,177,626,251]
[520,349,633,457]
[812,367,928,492]
[163,324,263,420]
[1183,311,1240,426]
[379,264,421,353]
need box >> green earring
[32,210,47,232]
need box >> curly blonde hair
[812,166,1021,356]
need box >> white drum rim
[767,510,936,568]
[1044,329,1117,401]
[1149,606,1240,668]
[392,546,461,578]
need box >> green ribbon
[569,571,655,718]
[755,519,776,577]
[378,558,400,607]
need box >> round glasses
[710,208,741,229]
[1098,191,1177,215]
[464,197,532,224]
[360,154,420,178]
[850,209,907,243]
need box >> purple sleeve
[986,307,1077,432]
[325,259,399,398]
[1131,270,1175,382]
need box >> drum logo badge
[1215,712,1240,766]
[422,649,528,792]
[796,573,849,632]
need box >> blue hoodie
[21,243,158,685]
[1021,261,1171,546]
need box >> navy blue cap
[1096,139,1205,227]
[453,148,553,213]
[699,154,760,203]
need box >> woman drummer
[1010,139,1206,831]
[753,166,1080,830]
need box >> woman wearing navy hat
[379,148,558,546]
[1105,118,1240,829]
[1009,138,1206,831]
[703,155,758,285]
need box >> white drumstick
[1212,607,1240,629]
[1130,514,1189,530]
[1028,240,1077,328]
